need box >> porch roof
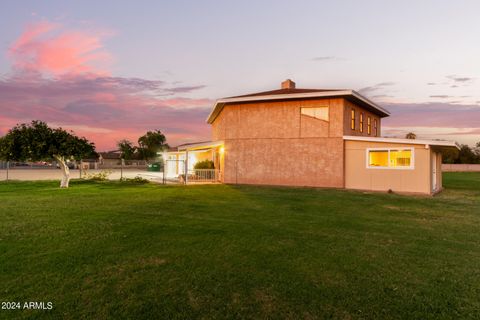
[177,140,224,151]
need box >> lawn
[0,173,479,319]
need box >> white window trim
[366,147,415,170]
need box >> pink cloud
[0,20,212,150]
[8,20,111,75]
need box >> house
[166,79,458,194]
[98,151,122,166]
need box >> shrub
[85,170,112,181]
[194,160,215,170]
[121,176,150,184]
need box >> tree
[405,132,417,139]
[137,130,169,160]
[457,144,478,164]
[117,139,136,160]
[474,142,480,158]
[194,160,215,169]
[0,121,96,188]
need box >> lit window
[368,150,388,167]
[367,117,371,135]
[374,119,378,136]
[301,107,329,121]
[390,149,412,167]
[359,113,364,133]
[367,148,414,169]
[351,109,356,130]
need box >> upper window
[351,109,356,130]
[367,117,371,135]
[374,119,378,137]
[359,113,364,133]
[367,148,414,169]
[301,107,329,121]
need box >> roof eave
[343,135,459,150]
[206,90,389,124]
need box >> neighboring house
[167,79,457,194]
[98,151,122,166]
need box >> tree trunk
[54,155,70,188]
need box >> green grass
[0,173,479,319]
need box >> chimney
[281,79,296,89]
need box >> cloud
[429,95,451,99]
[358,82,395,95]
[447,75,474,83]
[163,85,207,94]
[0,20,212,150]
[380,101,480,145]
[8,20,111,75]
[312,56,338,61]
[427,82,437,85]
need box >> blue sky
[1,0,479,149]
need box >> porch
[164,140,224,184]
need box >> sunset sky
[1,0,479,150]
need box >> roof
[168,140,224,152]
[343,135,459,149]
[227,88,345,98]
[99,151,121,159]
[206,88,390,124]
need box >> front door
[432,152,437,192]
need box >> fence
[442,164,480,172]
[184,169,221,183]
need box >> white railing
[186,169,221,183]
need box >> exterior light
[219,147,225,154]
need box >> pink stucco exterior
[212,98,359,187]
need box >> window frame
[374,119,378,137]
[300,106,329,122]
[351,109,356,130]
[366,147,415,170]
[359,113,364,133]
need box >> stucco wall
[212,98,345,187]
[223,137,344,187]
[345,140,432,194]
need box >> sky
[0,0,479,150]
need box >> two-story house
[166,80,457,195]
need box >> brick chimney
[281,79,296,89]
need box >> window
[351,109,356,130]
[301,107,329,121]
[374,119,378,137]
[367,117,371,135]
[359,113,364,133]
[367,148,414,169]
[390,149,412,167]
[368,150,388,167]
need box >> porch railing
[187,169,221,183]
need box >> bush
[121,176,150,184]
[85,170,112,181]
[194,160,214,170]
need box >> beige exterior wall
[212,98,345,187]
[345,140,436,194]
